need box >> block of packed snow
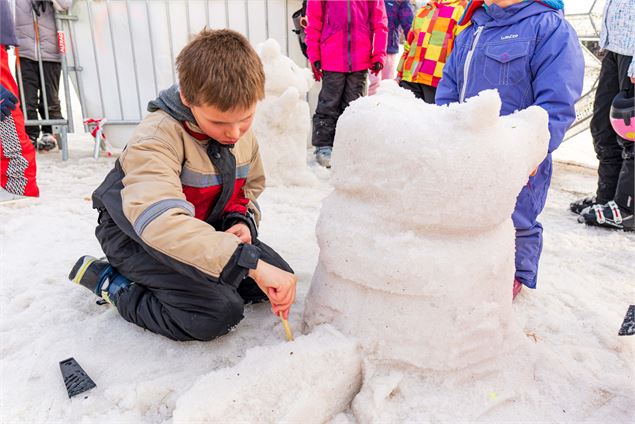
[303,87,550,420]
[172,325,362,424]
[253,39,316,187]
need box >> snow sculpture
[170,85,551,423]
[253,39,316,186]
[303,84,551,420]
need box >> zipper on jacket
[347,0,352,72]
[602,0,612,47]
[459,25,484,103]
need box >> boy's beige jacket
[96,110,265,279]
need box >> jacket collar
[471,1,558,27]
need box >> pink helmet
[610,88,634,142]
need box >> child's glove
[311,61,323,82]
[370,62,383,76]
[0,84,18,121]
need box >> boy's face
[181,93,256,145]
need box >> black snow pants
[399,80,437,104]
[312,70,368,148]
[589,51,634,212]
[17,58,63,142]
[95,210,293,342]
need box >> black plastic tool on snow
[59,357,96,398]
[618,305,635,336]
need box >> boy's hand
[225,223,252,244]
[249,260,297,319]
[311,61,323,82]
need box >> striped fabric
[397,0,467,87]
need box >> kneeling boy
[69,29,297,341]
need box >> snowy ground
[0,132,633,423]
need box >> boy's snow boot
[513,279,523,301]
[570,195,596,214]
[315,146,332,168]
[68,255,132,305]
[578,200,634,232]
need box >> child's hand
[225,223,252,244]
[249,260,297,319]
[311,61,323,82]
[370,62,383,76]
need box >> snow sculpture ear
[502,105,550,179]
[279,86,301,107]
[451,89,502,131]
[257,38,314,98]
[259,38,281,61]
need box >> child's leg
[382,54,397,80]
[16,58,42,143]
[420,84,437,104]
[399,80,424,99]
[590,51,624,204]
[40,61,64,135]
[369,54,398,96]
[95,211,243,341]
[610,54,634,214]
[312,72,347,148]
[340,71,368,111]
[512,156,553,289]
[368,72,381,96]
[109,254,245,342]
[613,139,634,214]
[399,80,435,103]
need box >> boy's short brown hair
[176,29,265,111]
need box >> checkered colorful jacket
[397,0,468,87]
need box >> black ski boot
[68,256,132,305]
[68,256,110,292]
[570,195,597,214]
[578,201,634,232]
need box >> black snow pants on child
[590,51,634,212]
[17,58,64,142]
[312,70,368,148]
[399,80,437,104]
[95,209,293,342]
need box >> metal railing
[61,0,303,155]
[563,0,605,140]
[11,0,602,158]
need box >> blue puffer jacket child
[436,0,584,289]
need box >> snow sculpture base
[303,84,550,420]
[172,326,361,424]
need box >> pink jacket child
[305,0,388,168]
[306,0,388,73]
